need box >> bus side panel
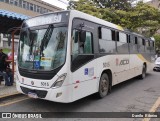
[129,54,143,77]
[95,55,130,86]
[71,60,98,102]
[113,55,130,84]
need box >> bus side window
[72,29,79,60]
[84,32,93,54]
[79,31,93,54]
[117,32,128,54]
[150,41,155,53]
[127,34,130,43]
[145,40,150,53]
[72,30,93,56]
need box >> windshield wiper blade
[40,24,54,54]
[26,28,34,55]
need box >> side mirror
[80,31,86,43]
[8,34,11,46]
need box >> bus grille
[20,86,47,98]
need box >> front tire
[97,73,109,98]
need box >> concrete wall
[0,2,38,16]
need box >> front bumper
[16,81,73,103]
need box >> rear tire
[139,64,146,79]
[97,73,109,98]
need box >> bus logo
[120,59,129,65]
[116,58,129,66]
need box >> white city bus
[16,10,155,103]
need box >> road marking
[142,97,160,121]
[0,97,29,107]
[0,92,20,99]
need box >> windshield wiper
[40,24,54,55]
[26,28,34,56]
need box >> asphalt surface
[0,71,160,121]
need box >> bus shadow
[111,73,151,93]
[29,73,152,112]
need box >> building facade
[0,0,62,53]
[147,0,160,10]
[0,0,62,16]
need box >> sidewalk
[0,64,21,99]
[0,80,19,98]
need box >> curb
[0,92,23,101]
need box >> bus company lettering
[116,58,129,66]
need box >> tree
[68,0,103,18]
[93,0,132,10]
[130,2,160,37]
[67,0,160,38]
[154,34,160,54]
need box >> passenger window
[117,32,128,54]
[99,28,116,53]
[119,32,127,43]
[72,29,93,57]
[150,41,155,53]
[138,38,145,52]
[145,40,150,53]
[72,29,79,59]
[84,32,93,54]
[129,35,138,53]
[101,28,112,40]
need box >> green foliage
[93,0,132,10]
[68,0,160,44]
[68,0,102,18]
[154,34,160,51]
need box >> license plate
[28,92,38,99]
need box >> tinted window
[129,35,138,53]
[138,37,145,52]
[99,28,116,53]
[117,32,129,54]
[84,32,93,54]
[72,30,93,57]
[101,28,112,40]
[145,40,150,53]
[150,41,155,53]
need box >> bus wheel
[97,73,109,98]
[140,65,146,79]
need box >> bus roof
[24,10,152,40]
[69,10,124,31]
[24,10,124,31]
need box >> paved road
[0,71,160,121]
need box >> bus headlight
[51,73,67,88]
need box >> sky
[41,0,68,10]
[42,0,152,10]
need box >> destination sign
[24,12,69,27]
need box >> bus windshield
[18,25,68,71]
